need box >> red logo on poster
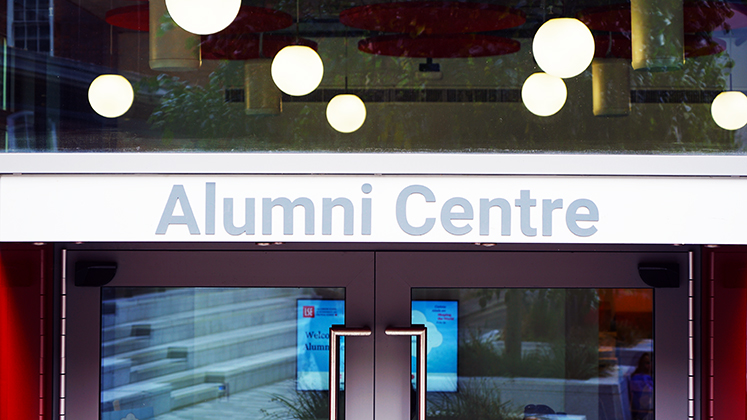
[303,306,315,318]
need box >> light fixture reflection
[271,45,324,96]
[631,0,684,71]
[327,94,367,133]
[592,58,630,117]
[149,0,201,71]
[521,72,567,117]
[533,18,595,79]
[711,91,747,130]
[165,0,241,35]
[88,74,134,118]
[244,60,282,115]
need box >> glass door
[64,251,375,420]
[64,249,689,420]
[375,252,689,420]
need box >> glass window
[0,0,745,153]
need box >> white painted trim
[2,153,747,176]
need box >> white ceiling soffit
[1,153,747,177]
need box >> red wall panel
[0,244,53,420]
[703,247,747,420]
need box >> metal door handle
[329,325,372,420]
[385,325,427,420]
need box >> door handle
[329,326,372,420]
[385,325,427,420]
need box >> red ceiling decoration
[594,33,726,59]
[201,35,318,60]
[358,34,520,58]
[340,2,525,35]
[216,6,293,34]
[106,5,293,34]
[578,1,747,33]
[105,5,148,32]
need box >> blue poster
[297,299,345,390]
[412,301,458,392]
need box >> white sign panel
[0,175,746,244]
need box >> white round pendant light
[533,18,595,79]
[326,94,367,133]
[521,72,567,117]
[711,91,747,130]
[271,45,324,96]
[88,74,134,118]
[165,0,241,35]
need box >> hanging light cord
[541,0,546,22]
[344,34,349,92]
[259,32,265,59]
[295,0,301,43]
[108,0,114,67]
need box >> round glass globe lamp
[521,72,567,117]
[88,74,134,118]
[165,0,241,35]
[327,94,367,133]
[533,18,595,78]
[711,91,747,130]
[271,45,324,96]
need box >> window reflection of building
[8,0,52,53]
[6,110,57,149]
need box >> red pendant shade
[578,1,747,32]
[105,5,293,34]
[201,34,317,60]
[359,34,520,58]
[344,2,525,57]
[340,2,525,35]
[594,33,726,59]
[105,4,148,32]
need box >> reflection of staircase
[100,288,306,416]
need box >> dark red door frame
[0,244,54,420]
[4,243,744,420]
[702,246,747,420]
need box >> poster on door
[412,301,458,392]
[297,299,345,391]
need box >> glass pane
[0,0,744,154]
[412,288,653,420]
[100,287,344,420]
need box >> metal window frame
[1,153,747,177]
